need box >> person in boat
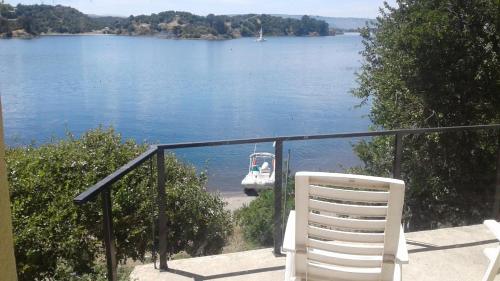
[251,156,261,172]
[251,164,260,172]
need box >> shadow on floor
[165,265,285,281]
[407,239,497,254]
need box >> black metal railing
[74,124,500,281]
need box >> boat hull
[241,172,275,190]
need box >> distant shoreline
[4,32,350,40]
[1,3,371,41]
[40,32,117,36]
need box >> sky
[4,0,397,18]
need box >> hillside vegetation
[0,4,98,37]
[0,4,330,39]
[272,14,375,31]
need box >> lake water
[0,34,370,192]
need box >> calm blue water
[0,34,370,192]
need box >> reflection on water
[0,34,370,192]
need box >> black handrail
[156,124,500,149]
[75,124,500,204]
[73,124,500,281]
[74,146,158,205]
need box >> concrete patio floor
[131,224,500,281]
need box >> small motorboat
[241,152,275,193]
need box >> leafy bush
[52,261,133,281]
[163,157,233,256]
[7,127,232,280]
[235,180,294,246]
[352,0,500,230]
[234,190,275,246]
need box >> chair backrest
[294,172,405,281]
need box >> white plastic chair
[482,220,500,281]
[283,172,408,281]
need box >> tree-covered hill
[0,4,98,36]
[272,14,375,32]
[0,3,330,39]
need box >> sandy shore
[221,192,257,212]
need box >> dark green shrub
[163,156,233,256]
[234,190,275,246]
[7,127,232,280]
[235,179,294,246]
[352,0,500,230]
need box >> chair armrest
[396,225,409,264]
[282,211,296,253]
[484,220,500,241]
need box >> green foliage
[0,3,16,18]
[0,3,330,38]
[234,190,275,246]
[117,12,329,38]
[7,127,232,280]
[0,16,10,35]
[235,179,294,246]
[352,0,500,230]
[53,261,132,281]
[163,157,233,256]
[231,14,329,37]
[0,3,15,36]
[11,4,97,34]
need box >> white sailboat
[241,152,275,192]
[256,27,266,42]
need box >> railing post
[149,158,157,269]
[393,133,403,179]
[493,136,500,219]
[102,189,117,281]
[274,140,283,256]
[156,148,168,270]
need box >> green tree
[0,3,16,19]
[7,128,232,280]
[213,17,227,35]
[17,15,33,34]
[0,16,11,35]
[353,0,500,230]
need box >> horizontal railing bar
[157,124,500,149]
[158,137,280,149]
[74,124,500,205]
[74,145,158,205]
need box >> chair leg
[393,264,402,281]
[284,252,295,281]
[483,258,500,281]
[483,248,500,281]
